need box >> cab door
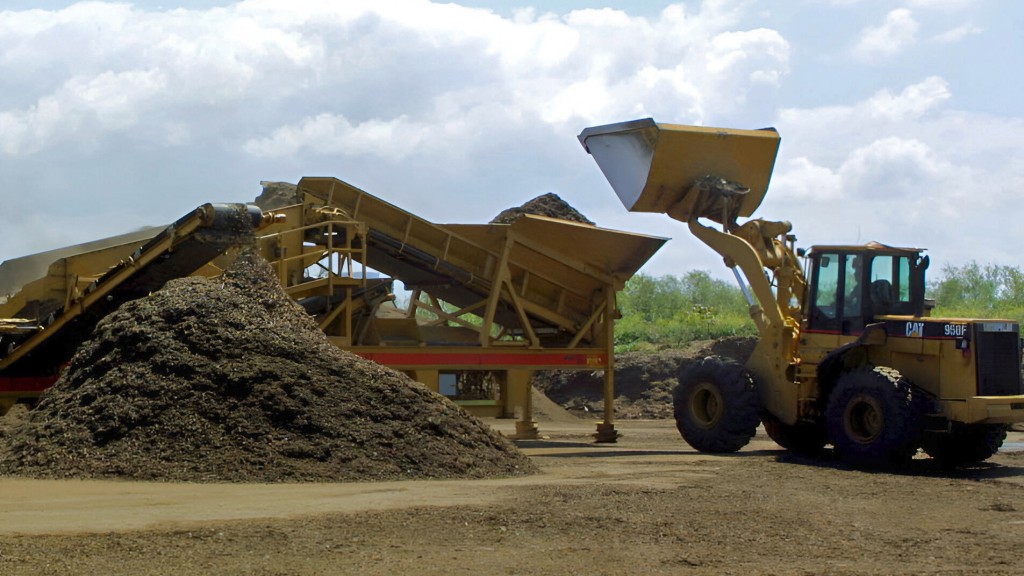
[807,251,866,335]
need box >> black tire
[921,423,1008,467]
[762,413,828,455]
[825,366,924,468]
[673,356,761,453]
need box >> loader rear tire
[921,423,1008,467]
[673,356,761,453]
[762,414,828,455]
[825,366,924,468]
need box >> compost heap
[490,192,594,225]
[254,181,301,210]
[0,250,535,482]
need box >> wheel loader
[579,118,1024,468]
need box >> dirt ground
[0,418,1021,576]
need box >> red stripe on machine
[355,351,609,368]
[0,375,59,393]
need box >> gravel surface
[1,420,1021,575]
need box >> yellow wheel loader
[579,118,1024,468]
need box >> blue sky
[1,0,1022,284]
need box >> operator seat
[870,279,894,314]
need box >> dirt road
[1,419,1022,575]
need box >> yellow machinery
[0,178,664,441]
[580,118,1024,467]
[0,204,276,410]
[252,177,664,439]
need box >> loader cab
[805,243,928,335]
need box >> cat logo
[906,321,925,338]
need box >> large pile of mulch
[0,250,535,482]
[490,193,595,225]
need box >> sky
[1,0,1022,284]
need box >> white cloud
[789,77,944,119]
[933,23,983,43]
[775,77,951,161]
[852,8,919,59]
[769,136,971,252]
[838,137,956,200]
[0,69,168,156]
[865,76,950,120]
[775,81,959,201]
[770,157,843,201]
[0,0,790,163]
[905,0,980,11]
[2,0,1021,283]
[541,77,614,125]
[768,74,1024,267]
[707,28,790,85]
[226,1,789,159]
[771,136,961,217]
[243,113,431,159]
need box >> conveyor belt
[296,177,666,340]
[0,204,264,377]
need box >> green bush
[614,260,1024,353]
[927,261,1024,323]
[615,271,756,352]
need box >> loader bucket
[578,118,781,224]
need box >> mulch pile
[253,181,301,210]
[0,250,536,482]
[490,193,594,225]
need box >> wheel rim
[843,393,884,444]
[690,383,723,428]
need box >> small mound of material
[491,193,594,225]
[0,251,535,482]
[533,338,757,419]
[254,181,301,210]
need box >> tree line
[615,270,757,351]
[615,262,1024,351]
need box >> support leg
[595,287,619,443]
[505,369,542,440]
[595,368,619,443]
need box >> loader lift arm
[579,118,806,423]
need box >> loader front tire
[825,366,924,468]
[921,423,1008,467]
[673,356,761,453]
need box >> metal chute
[296,176,666,336]
[578,118,781,225]
[0,204,267,375]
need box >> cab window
[809,252,840,331]
[868,254,913,314]
[809,252,866,334]
[843,254,864,319]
